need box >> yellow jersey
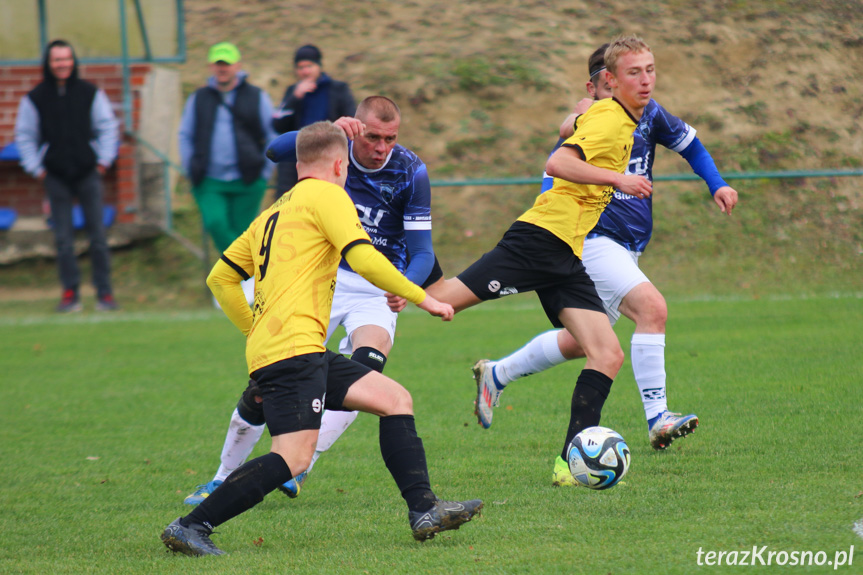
[220,178,371,373]
[517,98,637,257]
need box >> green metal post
[163,162,172,231]
[132,0,153,60]
[176,0,187,61]
[37,0,48,51]
[118,0,133,133]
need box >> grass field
[1,294,861,574]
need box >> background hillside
[181,0,862,297]
[2,0,861,308]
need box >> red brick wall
[0,63,151,224]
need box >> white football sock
[493,330,567,386]
[631,333,668,422]
[305,410,359,474]
[213,408,266,482]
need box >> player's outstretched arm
[615,173,653,199]
[677,136,736,214]
[713,186,738,215]
[344,242,453,321]
[386,293,408,313]
[416,293,454,321]
[546,146,653,199]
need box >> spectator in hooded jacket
[15,39,120,312]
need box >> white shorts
[326,267,398,355]
[581,235,650,326]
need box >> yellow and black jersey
[517,98,637,257]
[218,178,372,373]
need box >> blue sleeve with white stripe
[678,137,728,195]
[403,160,432,229]
[648,101,696,153]
[402,160,434,283]
[404,228,434,285]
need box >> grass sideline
[1,295,861,574]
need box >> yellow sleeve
[207,228,255,334]
[344,243,426,305]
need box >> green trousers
[192,177,267,252]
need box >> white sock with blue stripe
[631,333,668,426]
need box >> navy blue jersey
[542,99,695,252]
[340,142,432,274]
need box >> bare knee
[608,344,625,373]
[383,384,414,416]
[622,284,667,332]
[271,434,317,475]
[638,293,667,331]
[586,341,624,378]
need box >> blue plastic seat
[0,208,16,230]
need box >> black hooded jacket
[27,41,99,182]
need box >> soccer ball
[567,426,631,490]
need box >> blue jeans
[45,170,113,298]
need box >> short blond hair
[356,95,400,124]
[296,121,348,165]
[604,35,652,75]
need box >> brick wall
[0,63,151,225]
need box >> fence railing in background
[128,131,210,271]
[428,168,863,187]
[129,129,862,265]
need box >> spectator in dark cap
[272,44,355,198]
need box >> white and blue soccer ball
[567,426,631,490]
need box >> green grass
[1,295,861,574]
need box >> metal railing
[428,168,863,188]
[129,127,863,266]
[127,131,209,267]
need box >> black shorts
[457,221,604,328]
[250,350,371,437]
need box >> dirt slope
[177,1,862,292]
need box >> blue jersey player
[471,44,739,478]
[184,97,437,504]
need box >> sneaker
[161,517,225,556]
[183,480,223,505]
[56,289,82,313]
[473,359,503,429]
[648,411,699,450]
[552,455,578,487]
[96,294,118,311]
[409,499,483,542]
[277,470,307,499]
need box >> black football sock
[181,452,292,530]
[562,369,613,460]
[351,347,388,373]
[379,414,436,513]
